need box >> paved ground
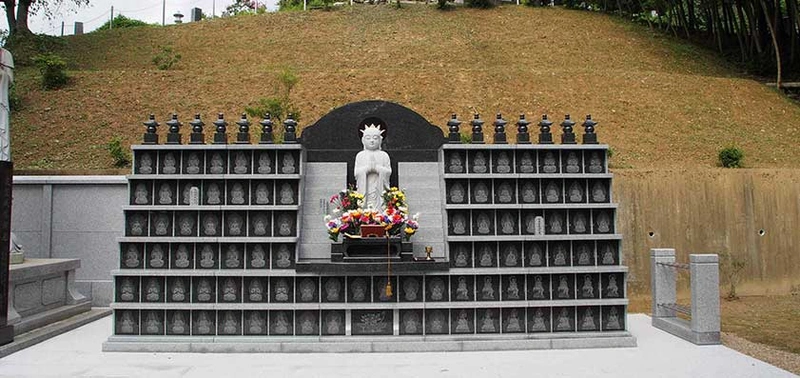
[0,313,794,378]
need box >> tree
[2,0,89,36]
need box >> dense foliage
[719,145,745,168]
[95,15,150,30]
[32,52,68,89]
[569,0,800,82]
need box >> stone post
[259,113,274,144]
[447,114,462,143]
[236,113,251,144]
[690,254,720,343]
[516,114,531,144]
[213,113,228,144]
[492,113,507,144]
[142,114,159,144]
[650,248,676,318]
[283,114,298,143]
[0,160,13,345]
[189,113,205,144]
[166,113,182,145]
[470,113,484,144]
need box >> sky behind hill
[1,0,280,36]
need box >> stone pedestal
[6,258,90,336]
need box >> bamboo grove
[564,0,800,84]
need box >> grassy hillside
[9,5,800,170]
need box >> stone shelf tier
[445,234,622,242]
[127,174,303,180]
[444,203,618,210]
[110,299,629,310]
[117,237,300,243]
[122,206,301,211]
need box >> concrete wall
[11,169,800,305]
[11,176,127,306]
[615,169,800,295]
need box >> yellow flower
[404,227,415,234]
[331,227,339,233]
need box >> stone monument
[104,101,632,353]
[354,125,391,210]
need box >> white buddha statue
[354,124,391,210]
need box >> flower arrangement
[324,187,419,242]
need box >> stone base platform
[103,332,636,353]
[8,258,90,335]
[652,316,720,345]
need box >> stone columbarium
[105,101,632,353]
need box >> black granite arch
[300,100,445,187]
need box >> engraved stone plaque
[503,275,524,301]
[114,310,139,335]
[247,244,269,269]
[527,274,550,300]
[297,277,319,303]
[270,277,293,303]
[142,310,164,335]
[257,151,273,174]
[352,310,392,335]
[400,276,422,302]
[399,309,423,335]
[477,308,500,333]
[231,151,251,175]
[450,243,472,268]
[117,276,138,302]
[244,277,267,303]
[219,310,242,335]
[270,310,294,335]
[121,243,143,269]
[451,308,474,334]
[244,311,267,335]
[425,309,449,335]
[477,275,499,301]
[528,307,551,333]
[494,151,512,174]
[295,311,319,336]
[451,275,474,301]
[322,276,344,303]
[426,276,448,302]
[579,306,599,331]
[272,244,294,269]
[193,277,216,303]
[323,310,345,336]
[503,308,525,333]
[193,310,216,335]
[197,243,218,269]
[167,310,190,335]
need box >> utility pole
[213,0,216,17]
[162,0,166,25]
[110,6,114,29]
[60,21,64,36]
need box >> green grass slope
[9,5,800,170]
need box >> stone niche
[105,101,633,353]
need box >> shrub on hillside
[106,137,130,167]
[95,15,151,31]
[718,145,744,168]
[9,83,21,111]
[466,0,495,8]
[152,46,181,70]
[32,53,68,90]
[437,0,455,9]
